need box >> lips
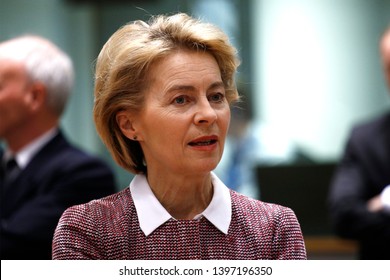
[188,136,218,146]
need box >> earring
[133,135,138,140]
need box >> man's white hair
[0,35,74,116]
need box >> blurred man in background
[328,27,390,259]
[0,35,116,259]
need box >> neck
[7,123,57,153]
[147,171,214,220]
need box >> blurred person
[0,35,117,260]
[52,13,306,260]
[328,27,390,259]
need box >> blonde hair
[94,13,240,174]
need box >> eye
[173,95,188,105]
[208,93,225,103]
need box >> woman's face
[131,50,230,176]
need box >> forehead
[149,50,220,78]
[0,59,26,79]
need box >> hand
[367,195,383,212]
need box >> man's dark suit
[0,131,116,260]
[328,112,390,259]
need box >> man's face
[0,59,32,142]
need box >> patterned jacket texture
[52,188,307,260]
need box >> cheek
[220,109,231,134]
[140,109,185,143]
[1,84,30,108]
[0,93,24,113]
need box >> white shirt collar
[130,172,232,236]
[5,128,58,169]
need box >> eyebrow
[167,81,225,93]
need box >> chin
[194,161,219,173]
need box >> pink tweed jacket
[52,188,307,259]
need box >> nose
[194,98,217,125]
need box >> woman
[52,13,307,260]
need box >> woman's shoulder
[63,187,133,218]
[230,190,297,220]
[228,190,306,259]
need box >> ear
[116,110,139,140]
[28,82,46,112]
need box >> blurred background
[1,0,390,259]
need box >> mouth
[188,136,218,147]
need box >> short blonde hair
[94,13,240,174]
